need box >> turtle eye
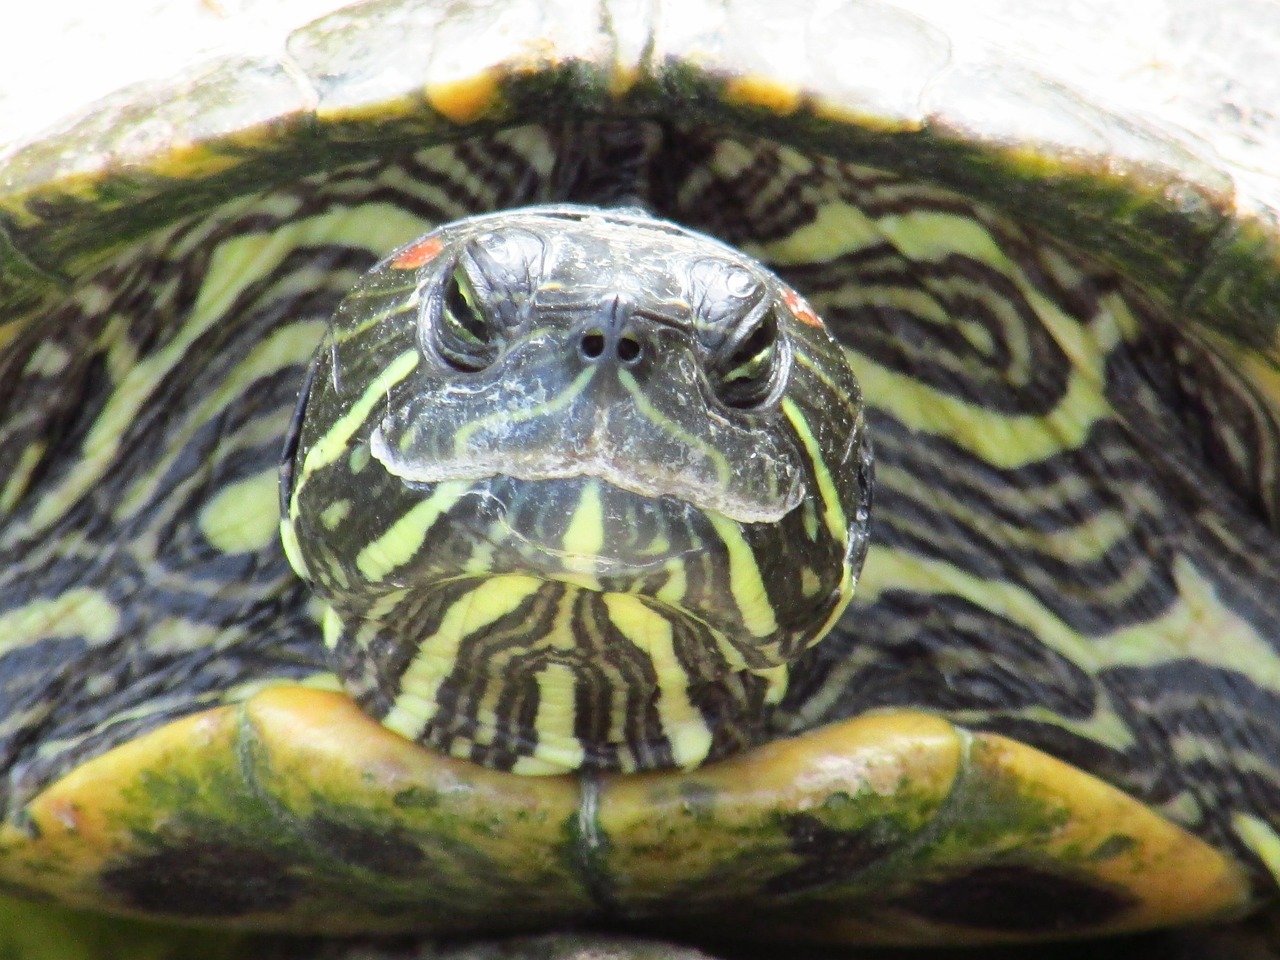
[710,309,781,410]
[435,265,496,372]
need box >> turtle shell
[1,1,1279,959]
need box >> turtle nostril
[617,336,642,364]
[580,331,606,359]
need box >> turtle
[1,0,1280,958]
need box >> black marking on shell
[763,814,900,895]
[304,816,426,878]
[889,864,1135,932]
[101,840,302,917]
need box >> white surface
[0,0,1276,211]
[0,0,342,145]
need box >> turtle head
[281,205,872,774]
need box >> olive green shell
[2,2,1280,960]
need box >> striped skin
[0,121,1276,908]
[282,207,871,774]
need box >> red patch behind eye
[392,236,444,270]
[782,287,823,327]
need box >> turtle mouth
[371,418,804,526]
[367,367,806,526]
